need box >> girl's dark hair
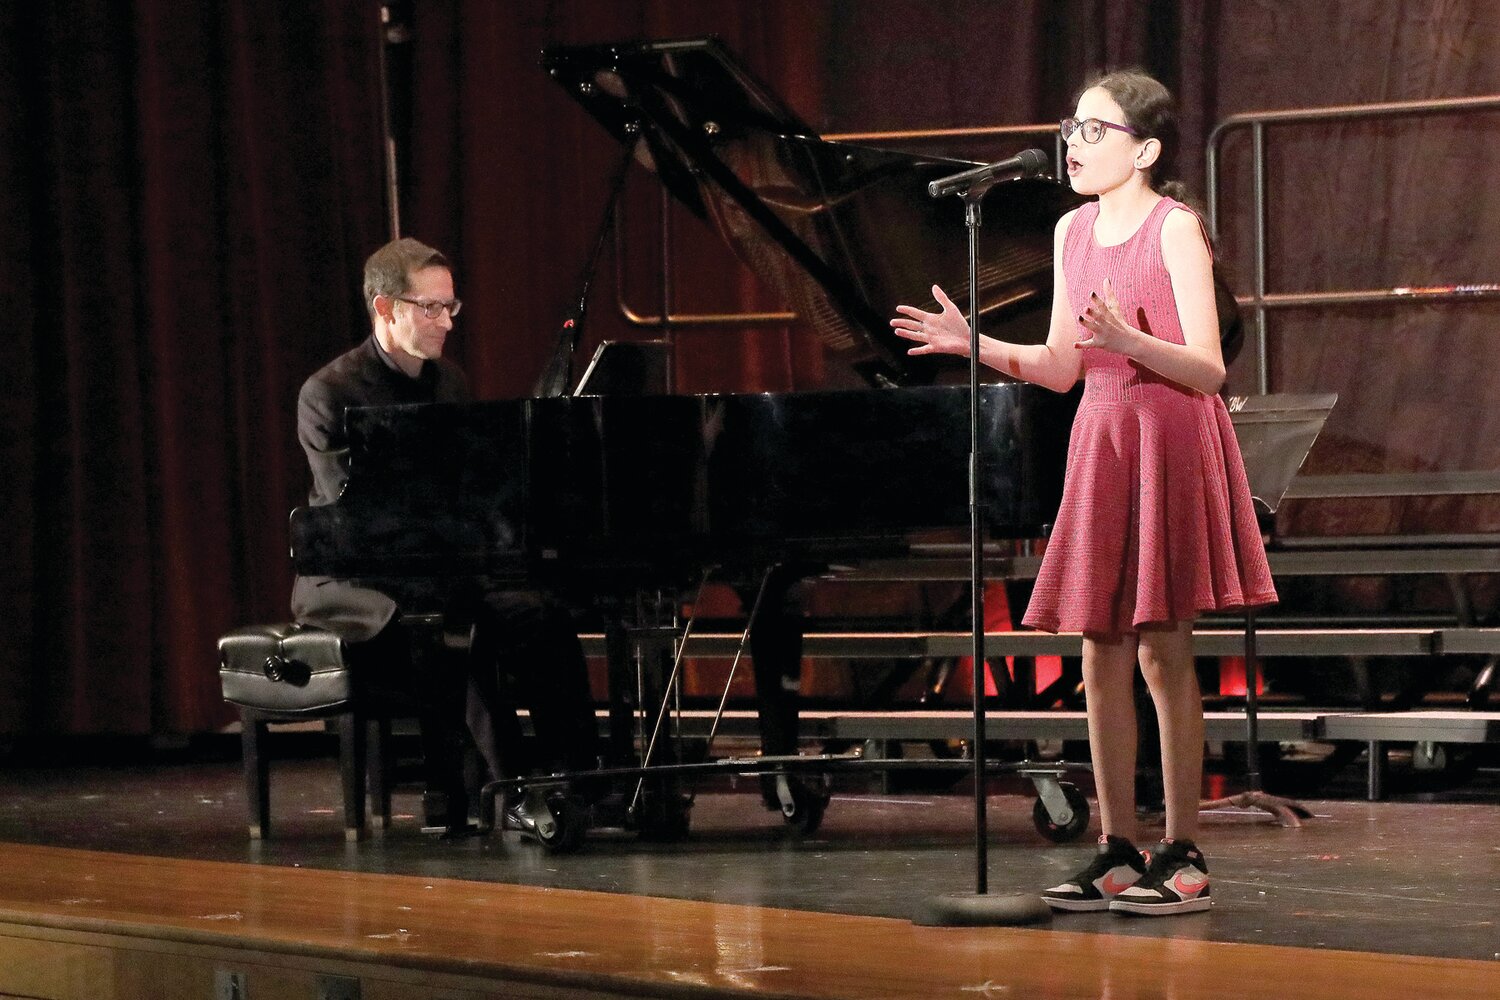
[1081,69,1185,202]
[1078,69,1243,360]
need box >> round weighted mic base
[913,892,1053,928]
[916,150,1061,932]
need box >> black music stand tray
[573,340,671,396]
[1199,392,1337,826]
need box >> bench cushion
[219,623,353,712]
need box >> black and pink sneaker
[1109,838,1212,915]
[1041,834,1149,912]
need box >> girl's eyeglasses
[1059,117,1140,144]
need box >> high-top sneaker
[1109,838,1212,915]
[1041,834,1149,912]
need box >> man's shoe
[1041,834,1148,912]
[421,790,479,838]
[1109,838,1212,915]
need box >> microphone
[928,148,1050,198]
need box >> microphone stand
[963,190,991,893]
[913,176,1050,928]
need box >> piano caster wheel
[535,793,588,854]
[505,789,587,853]
[773,774,830,835]
[633,789,692,842]
[1032,781,1089,843]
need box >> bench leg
[1366,740,1387,801]
[240,711,271,840]
[367,716,393,831]
[336,713,368,842]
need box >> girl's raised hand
[891,284,971,356]
[1076,277,1137,353]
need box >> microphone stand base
[912,892,1054,927]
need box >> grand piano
[290,36,1087,841]
[291,37,1083,599]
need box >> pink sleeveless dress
[1022,197,1277,635]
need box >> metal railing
[1205,94,1500,395]
[1206,94,1500,503]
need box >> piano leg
[593,600,692,841]
[746,570,805,759]
[603,619,637,769]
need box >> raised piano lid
[544,36,1084,388]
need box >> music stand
[573,340,671,396]
[1200,392,1337,825]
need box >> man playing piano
[291,237,598,837]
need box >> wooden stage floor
[0,751,1496,998]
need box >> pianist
[291,237,598,836]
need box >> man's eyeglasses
[1059,117,1141,144]
[394,295,462,319]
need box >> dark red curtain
[1205,3,1500,621]
[6,0,1500,736]
[2,1,387,735]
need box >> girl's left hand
[1075,278,1138,354]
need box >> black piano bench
[217,622,391,842]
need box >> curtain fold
[4,0,386,735]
